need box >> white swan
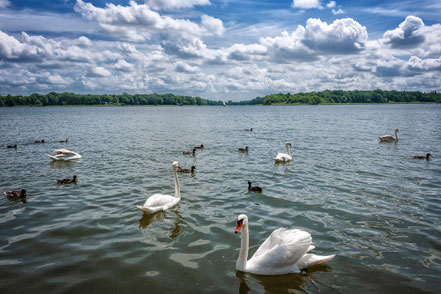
[234,214,335,275]
[274,142,292,163]
[379,128,399,143]
[137,162,181,214]
[48,149,82,161]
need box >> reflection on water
[49,160,79,169]
[138,210,186,239]
[236,264,333,294]
[138,211,165,229]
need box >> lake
[0,104,440,293]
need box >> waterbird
[34,140,45,143]
[238,146,248,152]
[183,148,196,155]
[4,189,27,203]
[177,165,196,173]
[57,139,68,143]
[234,214,335,275]
[137,162,181,214]
[248,181,262,193]
[275,142,292,163]
[379,128,399,143]
[7,145,17,148]
[57,175,78,184]
[245,128,253,131]
[194,144,204,149]
[413,153,431,160]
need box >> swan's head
[395,128,399,133]
[172,161,180,168]
[286,142,292,147]
[235,214,248,233]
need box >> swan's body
[235,214,335,275]
[137,162,181,214]
[379,128,399,143]
[48,149,82,161]
[275,142,292,163]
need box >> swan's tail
[296,253,336,269]
[136,206,155,214]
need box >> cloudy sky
[0,0,440,100]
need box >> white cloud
[383,15,425,48]
[292,0,321,9]
[0,0,10,9]
[146,0,211,10]
[74,0,224,42]
[327,1,335,9]
[332,8,344,15]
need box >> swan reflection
[49,160,77,169]
[138,210,186,239]
[236,264,332,294]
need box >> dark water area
[0,104,440,293]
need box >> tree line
[0,92,224,107]
[1,90,440,107]
[227,90,441,105]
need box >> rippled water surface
[1,104,440,293]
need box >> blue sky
[1,0,440,100]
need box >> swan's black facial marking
[235,219,243,233]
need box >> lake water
[0,104,440,293]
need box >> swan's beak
[235,219,243,233]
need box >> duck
[379,128,399,143]
[57,139,68,143]
[7,145,17,148]
[137,162,181,214]
[245,128,253,131]
[183,148,196,155]
[275,142,292,163]
[413,153,431,160]
[234,214,335,275]
[238,146,248,152]
[57,175,78,184]
[194,144,204,149]
[34,140,45,143]
[4,189,27,203]
[248,181,262,193]
[177,165,196,173]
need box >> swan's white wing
[275,153,292,162]
[248,228,312,271]
[252,228,284,258]
[295,253,335,270]
[379,135,394,141]
[138,193,179,214]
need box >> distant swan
[413,153,431,160]
[275,142,292,163]
[234,214,335,275]
[137,162,181,214]
[48,149,82,161]
[379,128,399,143]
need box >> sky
[0,0,440,101]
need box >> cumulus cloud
[383,15,425,48]
[292,0,321,9]
[302,18,367,53]
[74,0,224,42]
[146,0,211,10]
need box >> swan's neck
[173,167,181,198]
[236,222,249,272]
[285,144,291,156]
